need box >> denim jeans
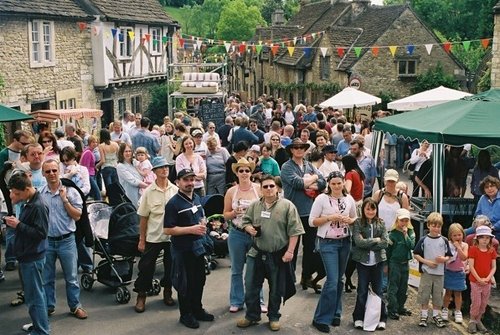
[21,258,50,335]
[4,226,17,264]
[244,254,281,322]
[44,235,82,311]
[77,239,93,272]
[313,237,351,325]
[227,228,263,307]
[352,262,387,322]
[88,175,102,200]
[101,166,118,189]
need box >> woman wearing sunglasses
[38,131,61,162]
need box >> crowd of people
[0,94,499,334]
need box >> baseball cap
[396,208,411,220]
[384,169,399,182]
[176,168,195,179]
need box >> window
[398,60,417,77]
[151,27,161,54]
[131,96,142,113]
[119,27,133,58]
[29,20,55,67]
[118,98,127,114]
[320,56,330,80]
[59,100,67,109]
[68,98,76,109]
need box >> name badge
[191,206,198,214]
[261,211,271,218]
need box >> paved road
[0,254,469,335]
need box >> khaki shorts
[417,272,444,307]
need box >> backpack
[377,187,403,207]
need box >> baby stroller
[201,194,228,274]
[81,201,155,304]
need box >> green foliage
[452,44,487,72]
[477,65,491,93]
[146,83,180,126]
[216,0,266,41]
[375,91,397,111]
[411,63,459,94]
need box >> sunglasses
[20,142,31,146]
[271,138,280,141]
[262,184,276,189]
[292,146,306,150]
[238,169,251,173]
[44,169,58,174]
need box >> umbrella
[0,104,33,122]
[319,87,381,109]
[373,88,500,212]
[387,86,472,111]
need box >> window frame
[397,59,418,77]
[118,27,134,59]
[320,55,331,80]
[131,95,142,113]
[29,20,55,68]
[118,98,127,114]
[150,27,162,55]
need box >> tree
[216,0,266,41]
[411,63,459,94]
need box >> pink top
[175,153,206,190]
[79,149,96,176]
[445,241,467,272]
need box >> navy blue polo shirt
[164,191,205,252]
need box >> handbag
[363,287,382,331]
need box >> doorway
[101,100,114,129]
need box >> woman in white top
[175,136,206,197]
[202,122,221,147]
[409,140,432,197]
[309,171,357,332]
[223,158,263,313]
[97,129,120,189]
[116,143,148,207]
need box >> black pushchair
[81,201,153,304]
[201,194,228,274]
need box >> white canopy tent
[387,86,472,111]
[319,87,381,109]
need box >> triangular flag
[251,45,256,53]
[481,39,490,49]
[144,34,151,42]
[162,36,168,44]
[406,44,415,55]
[196,40,202,50]
[179,38,185,48]
[280,42,285,48]
[105,32,110,39]
[111,28,117,38]
[128,31,135,40]
[462,40,471,51]
[256,44,263,54]
[224,42,231,53]
[389,46,397,57]
[443,41,452,53]
[153,40,159,46]
[303,47,312,58]
[271,44,279,56]
[118,33,124,42]
[77,22,87,32]
[287,47,295,56]
[258,40,263,46]
[239,44,246,54]
[354,47,362,57]
[425,44,433,55]
[92,25,101,36]
[311,33,316,39]
[337,47,345,58]
[371,46,379,57]
[320,47,328,57]
[140,37,146,45]
[293,37,297,46]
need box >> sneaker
[354,320,364,329]
[229,305,242,313]
[0,270,5,282]
[419,316,428,327]
[398,308,412,316]
[454,311,463,324]
[5,262,16,271]
[441,308,449,321]
[261,304,268,313]
[269,321,280,331]
[70,307,88,319]
[194,309,214,322]
[468,321,477,334]
[237,318,259,328]
[48,307,55,316]
[476,320,487,332]
[377,321,386,330]
[432,315,446,328]
[389,312,400,320]
[22,323,33,332]
[312,321,330,333]
[180,314,200,329]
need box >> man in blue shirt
[302,106,318,124]
[336,128,353,161]
[231,118,259,146]
[350,139,377,198]
[132,117,160,157]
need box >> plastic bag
[363,288,381,331]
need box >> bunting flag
[144,34,151,42]
[224,42,231,53]
[293,37,297,46]
[118,33,124,42]
[462,40,471,51]
[443,41,452,53]
[389,46,397,57]
[251,45,256,53]
[303,47,312,58]
[256,44,263,54]
[105,32,111,39]
[481,38,490,49]
[153,40,159,46]
[162,36,168,44]
[239,44,246,54]
[354,47,362,57]
[196,39,203,50]
[111,28,117,39]
[92,25,101,36]
[311,33,316,39]
[425,44,433,55]
[371,46,379,57]
[140,37,146,45]
[179,38,185,48]
[406,44,415,55]
[128,31,135,40]
[337,47,345,58]
[77,22,87,32]
[287,46,295,56]
[320,47,328,57]
[271,44,280,56]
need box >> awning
[28,109,103,122]
[0,104,33,122]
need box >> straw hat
[231,157,256,175]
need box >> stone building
[491,1,500,88]
[0,0,178,128]
[230,0,465,105]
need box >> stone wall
[0,17,97,111]
[491,8,500,88]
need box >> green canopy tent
[0,104,33,122]
[373,88,500,213]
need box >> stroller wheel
[115,287,130,304]
[148,279,161,296]
[209,261,217,270]
[80,273,94,291]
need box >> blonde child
[413,212,452,328]
[387,208,415,320]
[467,226,497,334]
[134,147,155,194]
[442,223,468,324]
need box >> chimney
[272,9,285,26]
[352,0,370,17]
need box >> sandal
[11,291,24,307]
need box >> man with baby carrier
[164,168,214,329]
[134,156,178,312]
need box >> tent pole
[432,143,444,214]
